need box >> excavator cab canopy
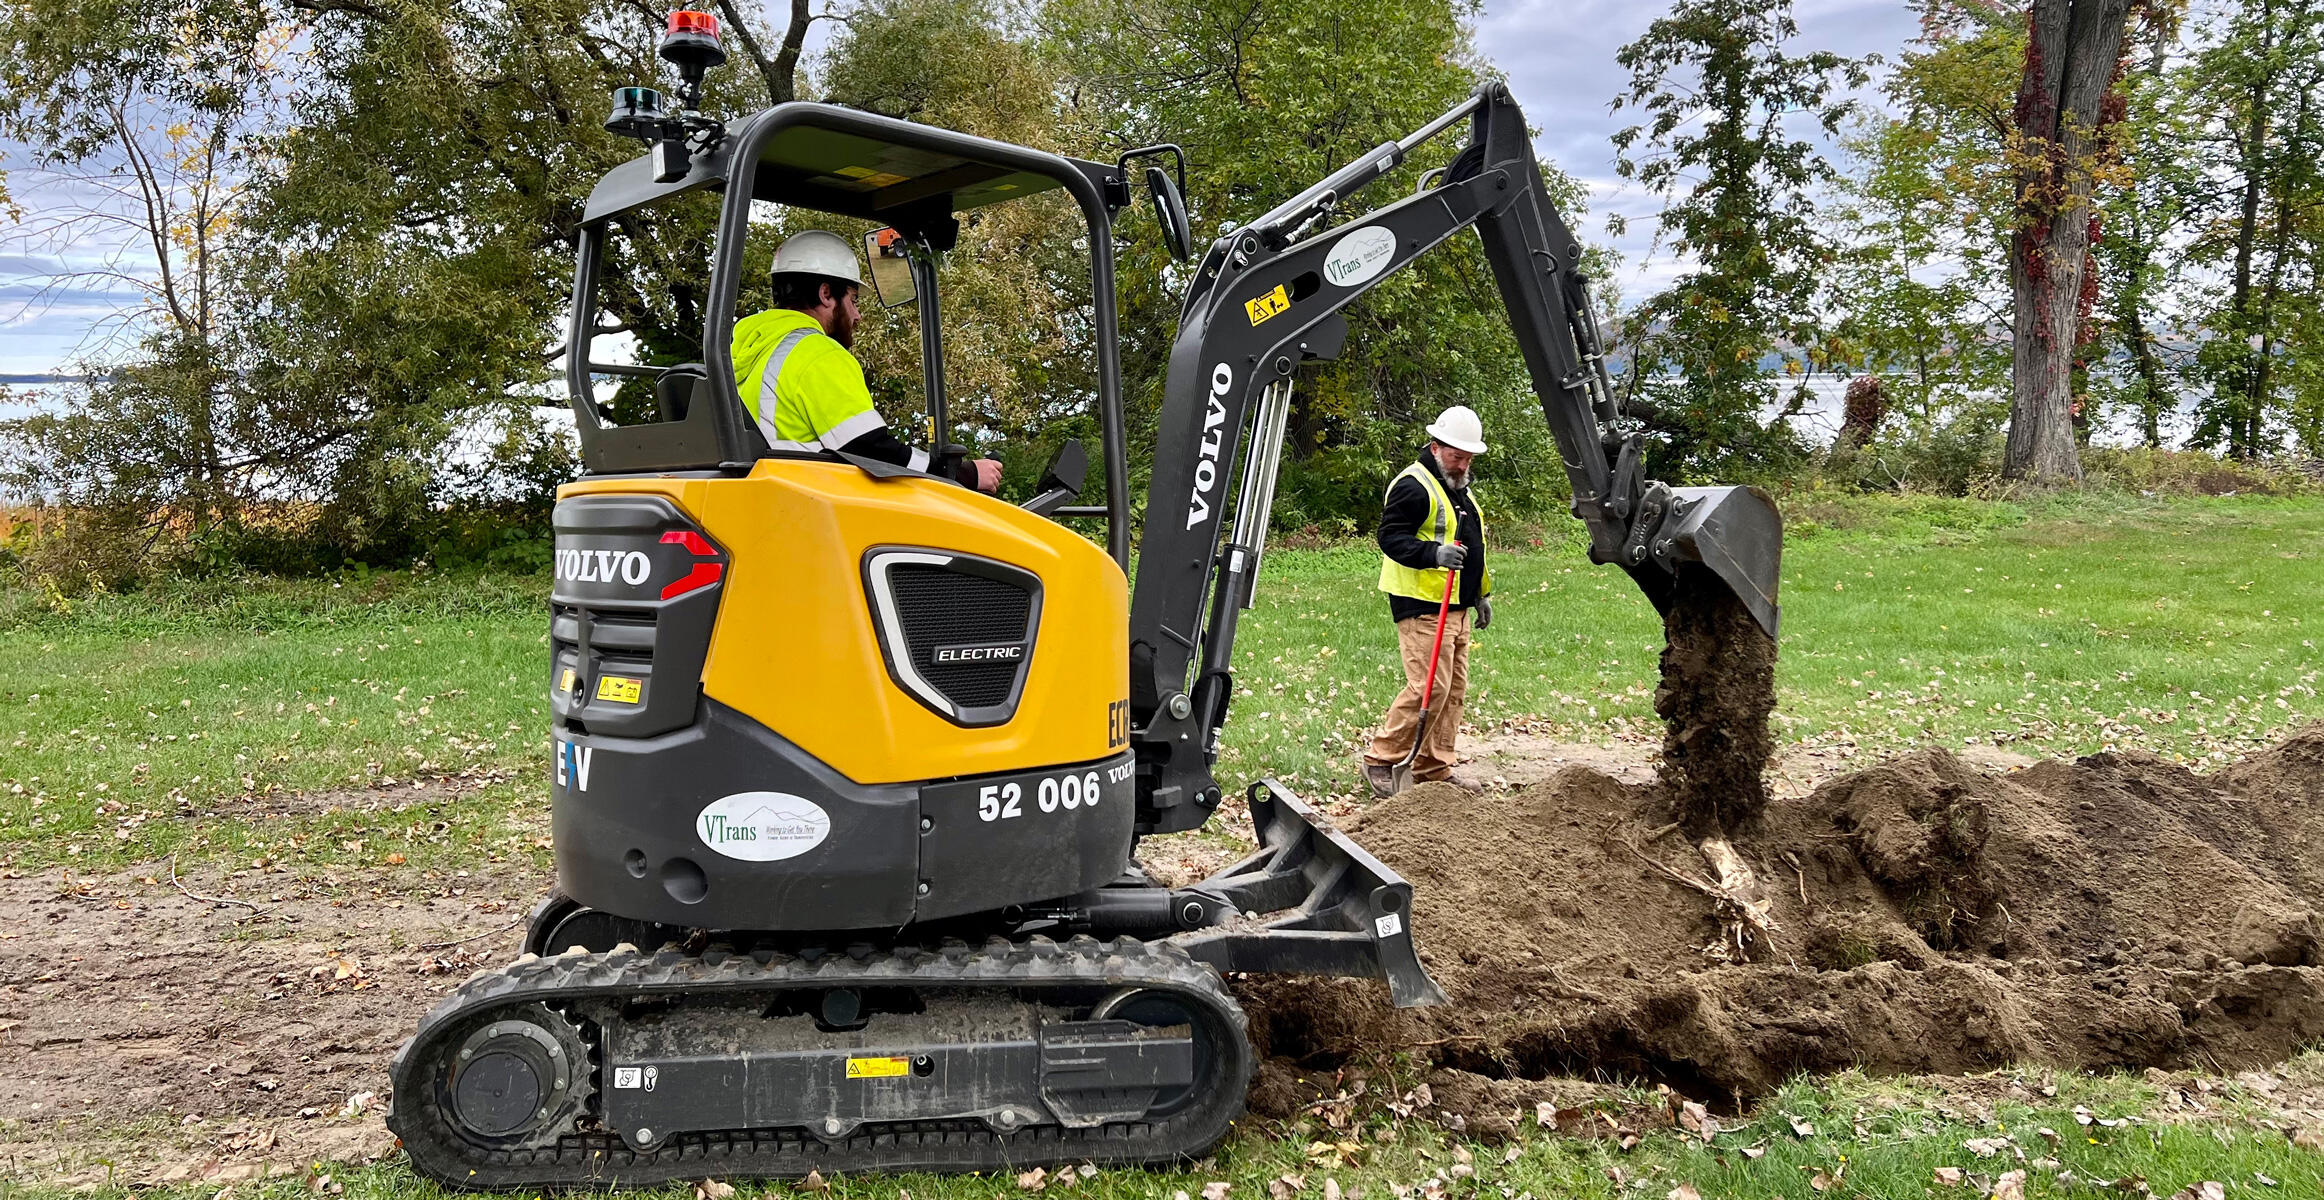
[565,101,1166,564]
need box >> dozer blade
[1178,780,1450,1009]
[1634,484,1783,638]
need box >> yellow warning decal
[1245,283,1290,326]
[846,1056,911,1079]
[596,675,642,704]
[559,668,578,693]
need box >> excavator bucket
[1653,485,1784,638]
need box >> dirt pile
[1245,723,2324,1129]
[1653,566,1776,836]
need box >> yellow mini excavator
[387,10,1781,1187]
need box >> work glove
[1476,595,1493,630]
[1432,541,1467,570]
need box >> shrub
[2081,446,2315,496]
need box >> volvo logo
[1186,362,1233,530]
[555,547,652,586]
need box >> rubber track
[387,935,1252,1190]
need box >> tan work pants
[1362,608,1471,781]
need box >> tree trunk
[2223,1,2271,459]
[2004,0,2131,484]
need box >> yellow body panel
[559,461,1127,783]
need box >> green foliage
[1044,0,1590,523]
[1820,398,2012,496]
[2177,0,2324,458]
[1610,0,1874,481]
[1825,111,2011,427]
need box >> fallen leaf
[1323,1181,1342,1200]
[692,1181,735,1200]
[1934,1166,1965,1187]
[1678,1100,1716,1140]
[1203,1183,1233,1200]
[1808,1170,1834,1192]
[1993,1169,2027,1200]
[1788,1115,1816,1138]
[1268,1174,1305,1200]
[2166,1185,2225,1200]
[339,1091,379,1118]
[1017,1168,1048,1191]
[1740,1145,1766,1160]
[1076,1164,1098,1179]
[2253,1174,2277,1188]
[1535,1101,1555,1127]
[801,1168,829,1194]
[1965,1136,2011,1157]
[1667,1186,1702,1200]
[1501,1145,1521,1165]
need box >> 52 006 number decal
[977,770,1103,822]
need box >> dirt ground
[1243,721,2324,1135]
[0,857,548,1186]
[7,726,2323,1185]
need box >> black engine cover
[551,698,1134,932]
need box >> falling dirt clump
[1245,723,2324,1130]
[1654,565,1775,836]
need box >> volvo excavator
[387,9,1782,1187]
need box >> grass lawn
[2,492,2320,871]
[19,1058,2324,1199]
[3,491,2323,1197]
[1219,490,2322,796]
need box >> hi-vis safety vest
[1378,461,1492,603]
[730,308,928,471]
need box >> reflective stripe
[907,447,931,473]
[754,327,818,449]
[819,406,887,448]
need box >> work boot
[1362,763,1400,799]
[1435,769,1487,795]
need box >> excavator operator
[732,230,1002,493]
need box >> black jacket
[1377,449,1486,622]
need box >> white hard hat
[1427,405,1486,454]
[770,230,863,286]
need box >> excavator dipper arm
[1126,82,1782,835]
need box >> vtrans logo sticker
[1323,224,1396,287]
[696,792,832,862]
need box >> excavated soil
[1653,566,1776,836]
[1244,723,2324,1133]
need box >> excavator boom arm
[1125,83,1782,835]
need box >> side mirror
[864,228,917,309]
[1039,439,1088,497]
[1146,166,1193,263]
[1021,440,1089,518]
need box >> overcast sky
[0,0,1925,378]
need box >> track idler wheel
[439,1004,593,1149]
[1090,987,1220,1119]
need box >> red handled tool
[1391,541,1463,792]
